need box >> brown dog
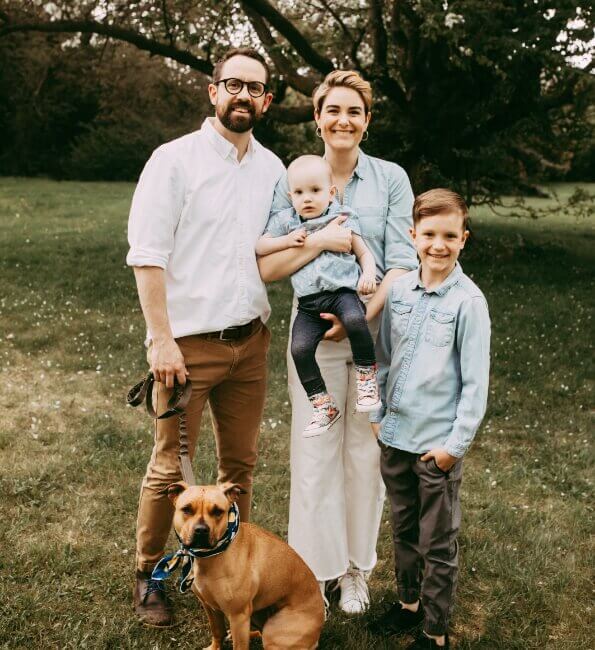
[167,481,325,650]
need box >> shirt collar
[353,149,368,180]
[412,262,463,296]
[201,117,255,162]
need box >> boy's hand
[370,422,380,438]
[286,228,307,247]
[358,272,377,295]
[421,448,458,472]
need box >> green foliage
[0,179,592,647]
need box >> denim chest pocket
[425,309,455,347]
[356,206,386,240]
[391,301,413,336]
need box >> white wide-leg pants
[287,303,386,581]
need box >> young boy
[256,154,380,437]
[368,189,490,648]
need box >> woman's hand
[310,215,352,253]
[320,313,347,342]
[370,422,380,438]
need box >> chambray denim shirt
[268,150,418,278]
[371,263,491,458]
[265,202,361,297]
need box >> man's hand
[421,448,458,472]
[286,228,307,247]
[150,337,188,388]
[358,271,377,295]
[370,422,380,438]
[310,215,352,253]
[320,313,347,342]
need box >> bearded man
[127,48,284,626]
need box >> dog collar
[151,502,240,593]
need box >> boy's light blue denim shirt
[265,202,361,297]
[268,150,418,278]
[371,262,491,458]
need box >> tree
[1,1,593,196]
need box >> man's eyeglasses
[215,78,268,98]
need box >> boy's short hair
[313,70,373,115]
[213,47,270,84]
[413,188,469,230]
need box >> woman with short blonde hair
[259,69,417,614]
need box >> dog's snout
[194,523,209,536]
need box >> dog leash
[127,371,196,485]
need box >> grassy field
[0,178,593,649]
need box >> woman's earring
[316,126,322,138]
[362,130,369,141]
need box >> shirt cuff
[126,249,168,269]
[369,409,385,424]
[444,441,467,458]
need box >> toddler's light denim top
[265,202,361,297]
[371,263,491,458]
[268,150,418,279]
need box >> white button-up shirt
[127,118,284,339]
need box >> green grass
[0,178,593,649]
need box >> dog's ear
[220,482,247,503]
[166,481,189,504]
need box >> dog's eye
[211,506,224,517]
[181,505,194,516]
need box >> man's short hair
[413,188,469,230]
[212,48,271,85]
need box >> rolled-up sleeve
[444,296,491,457]
[264,209,292,238]
[268,173,292,218]
[126,147,184,269]
[384,165,417,272]
[370,290,393,424]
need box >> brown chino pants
[379,443,463,637]
[135,322,270,572]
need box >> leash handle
[127,371,196,485]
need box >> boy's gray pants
[379,443,463,636]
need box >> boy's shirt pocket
[425,309,456,347]
[390,300,414,337]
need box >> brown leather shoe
[133,570,174,627]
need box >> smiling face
[287,156,335,219]
[411,212,469,277]
[208,55,273,134]
[315,86,370,152]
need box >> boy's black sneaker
[406,631,450,649]
[367,600,424,636]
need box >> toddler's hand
[287,229,306,247]
[358,273,377,295]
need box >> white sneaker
[355,365,381,412]
[303,393,341,437]
[338,566,370,614]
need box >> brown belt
[200,317,261,341]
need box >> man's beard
[217,99,259,133]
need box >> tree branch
[267,102,314,123]
[369,0,387,71]
[0,19,213,75]
[242,5,317,96]
[240,0,334,74]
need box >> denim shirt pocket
[391,300,413,336]
[425,309,456,347]
[356,206,386,241]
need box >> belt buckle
[219,327,238,341]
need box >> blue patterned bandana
[151,502,240,593]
